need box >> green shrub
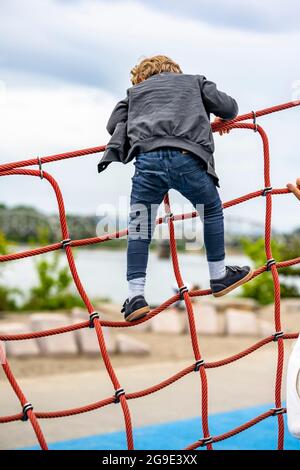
[240,237,300,305]
[0,231,23,311]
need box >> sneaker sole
[212,269,253,298]
[125,306,150,322]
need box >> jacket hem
[127,136,220,187]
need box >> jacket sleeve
[106,94,129,135]
[199,76,238,120]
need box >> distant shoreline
[7,241,244,255]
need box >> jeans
[127,147,225,281]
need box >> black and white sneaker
[121,295,150,322]
[210,265,253,297]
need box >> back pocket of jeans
[179,161,206,176]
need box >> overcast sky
[0,0,299,232]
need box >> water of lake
[2,247,252,305]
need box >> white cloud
[0,81,135,217]
[1,0,299,99]
[140,0,300,32]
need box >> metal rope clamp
[270,407,285,416]
[114,388,125,404]
[163,212,174,223]
[266,258,276,271]
[89,311,100,328]
[179,285,188,300]
[37,157,44,179]
[200,436,213,446]
[21,402,34,422]
[252,110,258,132]
[273,331,284,341]
[194,359,205,372]
[61,238,72,249]
[262,186,272,196]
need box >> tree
[240,237,300,305]
[0,231,22,311]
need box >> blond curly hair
[130,55,182,85]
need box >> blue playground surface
[24,403,300,450]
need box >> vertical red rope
[164,194,212,450]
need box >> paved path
[0,344,292,449]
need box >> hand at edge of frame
[286,177,300,200]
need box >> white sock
[128,277,146,300]
[208,260,226,280]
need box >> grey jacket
[98,72,238,187]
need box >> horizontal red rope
[0,259,299,341]
[185,409,282,450]
[1,333,298,425]
[0,100,298,174]
[0,187,293,264]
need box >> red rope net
[0,100,300,450]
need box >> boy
[105,55,252,322]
